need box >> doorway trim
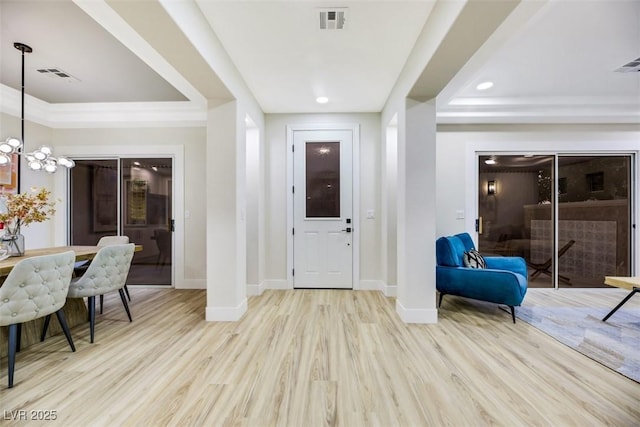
[286,124,360,290]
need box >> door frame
[286,124,360,290]
[53,144,184,289]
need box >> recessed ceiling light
[484,158,496,165]
[316,96,329,104]
[476,81,494,91]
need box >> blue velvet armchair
[436,232,528,323]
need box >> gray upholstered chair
[74,235,132,312]
[0,251,76,388]
[65,243,135,343]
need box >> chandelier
[1,42,74,174]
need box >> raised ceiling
[0,0,187,103]
[0,0,638,120]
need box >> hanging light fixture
[0,42,75,176]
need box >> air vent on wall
[36,67,81,82]
[614,57,640,73]
[319,8,348,30]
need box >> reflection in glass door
[121,158,173,286]
[478,154,633,288]
[557,156,631,287]
[478,155,555,288]
[70,158,173,286]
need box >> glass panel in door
[557,156,631,288]
[478,155,555,288]
[121,158,173,286]
[70,159,118,245]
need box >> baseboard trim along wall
[177,279,206,289]
[382,283,397,298]
[247,281,266,296]
[395,299,438,324]
[206,298,248,321]
[263,279,290,290]
[358,280,383,291]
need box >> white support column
[396,98,438,323]
[205,100,247,321]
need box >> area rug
[516,305,640,383]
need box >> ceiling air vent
[614,57,640,73]
[319,8,347,30]
[36,67,80,82]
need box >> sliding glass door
[478,153,633,288]
[69,157,173,286]
[557,156,631,287]
[478,155,555,288]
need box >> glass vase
[3,232,25,257]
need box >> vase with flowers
[0,187,56,257]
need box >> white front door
[293,129,353,289]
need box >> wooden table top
[604,276,640,290]
[0,244,142,278]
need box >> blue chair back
[436,232,475,267]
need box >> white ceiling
[0,0,638,121]
[0,0,186,103]
[196,1,435,113]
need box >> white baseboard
[176,279,206,289]
[395,299,438,324]
[247,281,266,296]
[358,279,383,291]
[263,279,290,290]
[382,283,397,297]
[206,298,247,322]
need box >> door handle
[341,227,352,233]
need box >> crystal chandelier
[1,43,75,174]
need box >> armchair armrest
[484,256,527,279]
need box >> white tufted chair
[63,243,135,343]
[74,235,132,313]
[0,251,76,388]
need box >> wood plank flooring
[1,287,639,426]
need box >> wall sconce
[487,180,496,195]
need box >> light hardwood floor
[1,287,639,426]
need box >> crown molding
[1,84,206,128]
[437,95,640,124]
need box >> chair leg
[88,296,96,344]
[55,309,76,352]
[438,293,445,307]
[119,288,132,322]
[16,323,22,352]
[41,314,52,341]
[7,323,18,388]
[100,294,104,314]
[510,306,516,324]
[124,285,131,302]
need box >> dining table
[0,245,142,357]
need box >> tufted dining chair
[0,251,76,388]
[59,243,135,343]
[74,235,132,313]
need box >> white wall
[263,113,381,288]
[436,125,640,274]
[1,112,58,248]
[383,121,398,292]
[246,126,260,292]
